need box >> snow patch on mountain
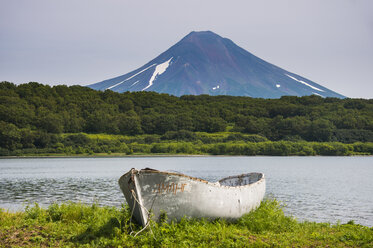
[130,80,140,87]
[286,74,324,92]
[106,64,156,90]
[125,64,156,82]
[142,58,173,91]
[107,80,125,90]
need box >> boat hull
[118,168,265,226]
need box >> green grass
[1,200,372,247]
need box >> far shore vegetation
[2,132,373,157]
[1,81,373,156]
[1,199,372,247]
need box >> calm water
[0,156,372,226]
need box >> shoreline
[1,153,373,159]
[0,153,208,159]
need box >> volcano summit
[89,31,344,98]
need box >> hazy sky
[1,0,372,98]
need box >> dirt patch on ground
[0,225,59,248]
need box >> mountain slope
[88,31,344,98]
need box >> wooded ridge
[1,82,372,156]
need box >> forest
[1,81,373,156]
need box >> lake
[0,156,372,226]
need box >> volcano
[88,31,344,98]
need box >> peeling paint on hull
[118,168,265,227]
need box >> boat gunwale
[129,168,265,189]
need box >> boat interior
[219,173,263,187]
[140,168,263,187]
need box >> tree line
[1,81,373,155]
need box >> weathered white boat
[118,168,265,226]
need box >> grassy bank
[1,200,372,247]
[1,132,373,157]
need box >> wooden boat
[118,168,265,226]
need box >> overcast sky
[1,0,372,98]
